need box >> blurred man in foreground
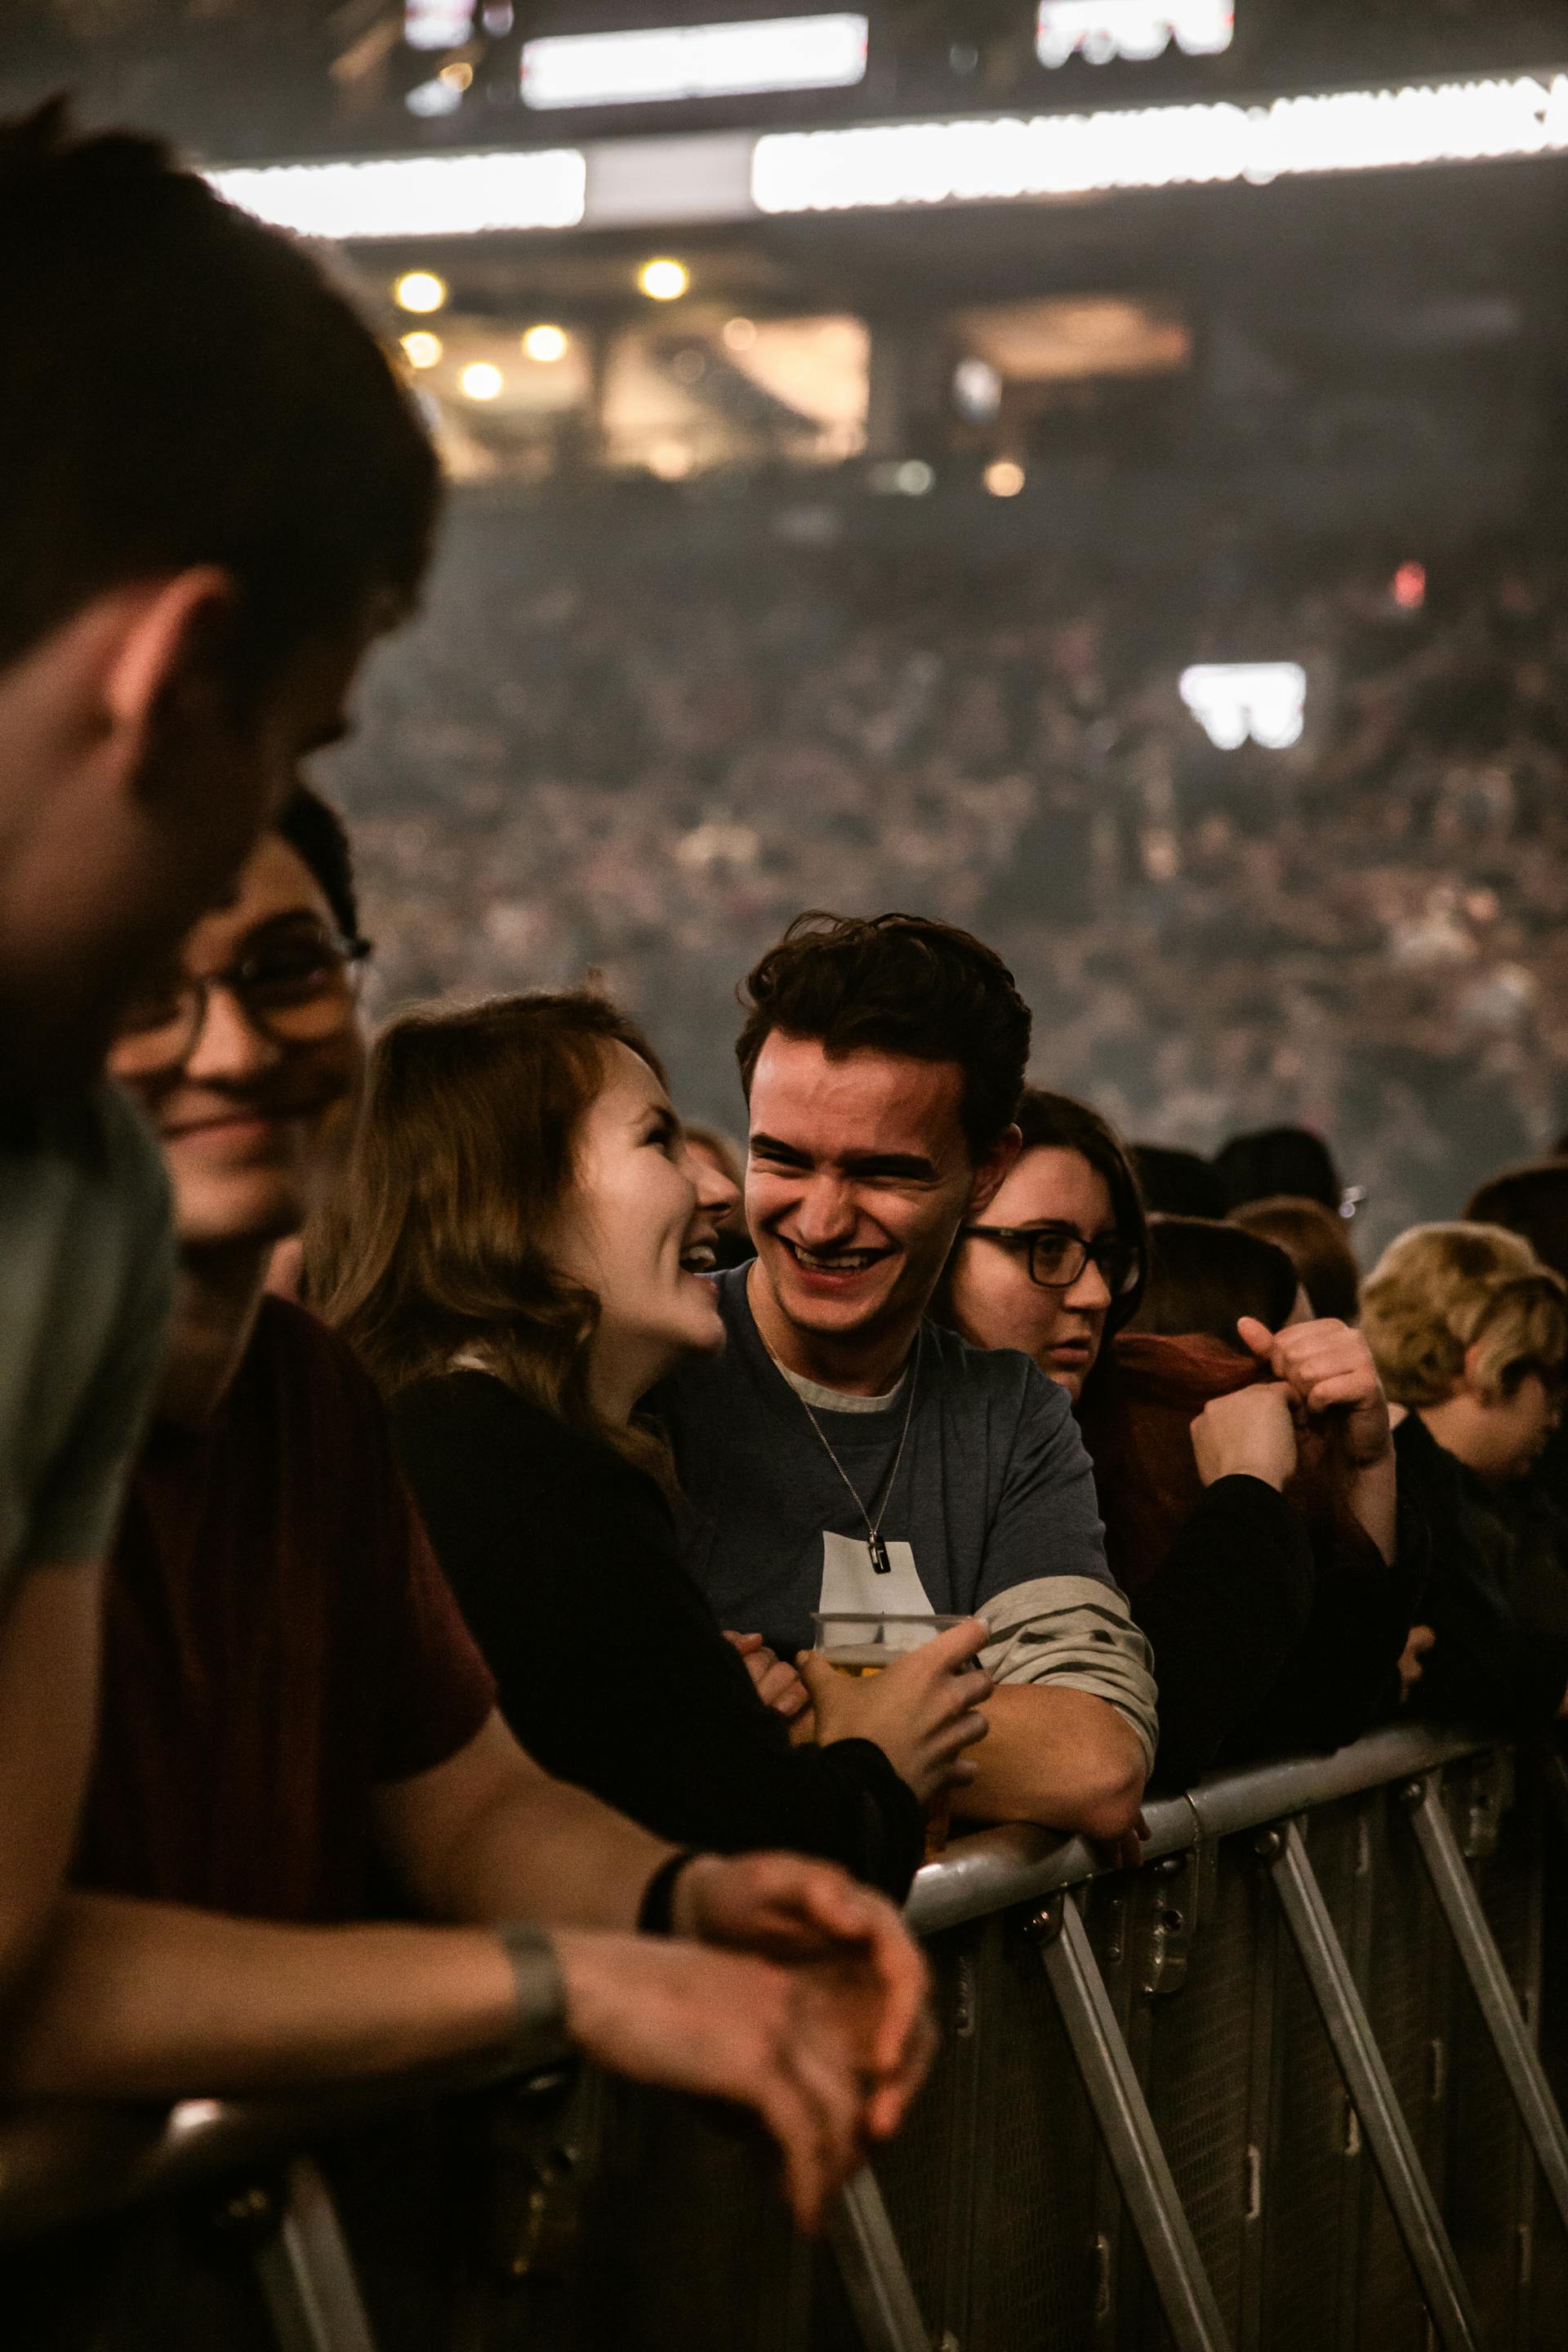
[0,102,438,2005]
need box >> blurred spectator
[1216,1125,1345,1214]
[1130,1144,1227,1218]
[0,100,437,2015]
[942,1087,1414,1788]
[1466,1162,1568,1284]
[1362,1223,1568,1731]
[1131,1215,1305,1351]
[1232,1194,1362,1325]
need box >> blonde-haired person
[1362,1223,1568,1729]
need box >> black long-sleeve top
[388,1370,924,1899]
[1132,1473,1423,1790]
[1393,1410,1568,1733]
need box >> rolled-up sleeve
[979,1575,1159,1774]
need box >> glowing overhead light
[723,316,758,350]
[212,149,586,240]
[521,14,867,110]
[1180,663,1306,750]
[439,60,474,90]
[406,78,464,118]
[984,458,1025,496]
[394,270,448,311]
[461,361,504,399]
[639,256,689,300]
[955,356,1002,421]
[404,0,473,50]
[878,458,933,495]
[1036,2,1233,69]
[523,323,569,361]
[751,72,1568,213]
[400,330,443,368]
[1393,559,1427,609]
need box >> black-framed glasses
[111,927,372,1078]
[963,1223,1143,1296]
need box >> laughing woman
[311,993,989,1898]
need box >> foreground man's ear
[102,567,240,793]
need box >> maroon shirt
[76,1298,496,1922]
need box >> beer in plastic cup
[810,1610,973,1859]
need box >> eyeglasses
[111,927,371,1079]
[963,1223,1143,1296]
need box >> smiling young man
[658,914,1158,1842]
[2,813,932,2335]
[0,105,438,2007]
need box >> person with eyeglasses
[940,1089,1423,1790]
[4,797,935,2342]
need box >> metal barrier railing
[4,1723,1566,2350]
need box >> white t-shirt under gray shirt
[657,1267,1159,1772]
[1,1083,173,1601]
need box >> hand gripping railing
[2,1722,1565,2352]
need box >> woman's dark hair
[1215,1125,1343,1214]
[736,911,1031,1160]
[311,991,672,1481]
[1130,1215,1300,1352]
[1012,1088,1151,1341]
[1231,1194,1361,1325]
[276,785,360,943]
[1466,1163,1568,1286]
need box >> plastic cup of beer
[810,1610,971,1860]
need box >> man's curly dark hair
[735,911,1031,1161]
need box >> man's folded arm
[959,1579,1156,1840]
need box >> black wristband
[637,1849,698,1936]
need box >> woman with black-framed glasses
[938,1089,1422,1789]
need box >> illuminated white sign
[1179,663,1305,750]
[1036,2,1232,69]
[404,0,473,51]
[751,71,1568,212]
[212,148,587,238]
[521,14,867,110]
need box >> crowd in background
[332,519,1568,1259]
[16,95,1568,2352]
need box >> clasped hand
[1190,1315,1395,1493]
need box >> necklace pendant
[869,1533,892,1575]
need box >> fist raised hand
[1235,1314,1393,1468]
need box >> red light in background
[1393,560,1426,610]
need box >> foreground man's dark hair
[0,102,440,685]
[736,910,1031,1160]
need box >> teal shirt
[0,1083,172,1595]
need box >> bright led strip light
[211,148,586,238]
[752,70,1568,212]
[522,14,867,110]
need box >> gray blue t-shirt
[658,1267,1157,1768]
[1,1083,173,1605]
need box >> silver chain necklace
[791,1329,922,1576]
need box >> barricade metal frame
[3,1723,1565,2350]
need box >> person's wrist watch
[493,1920,573,2069]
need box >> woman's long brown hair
[310,991,674,1475]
